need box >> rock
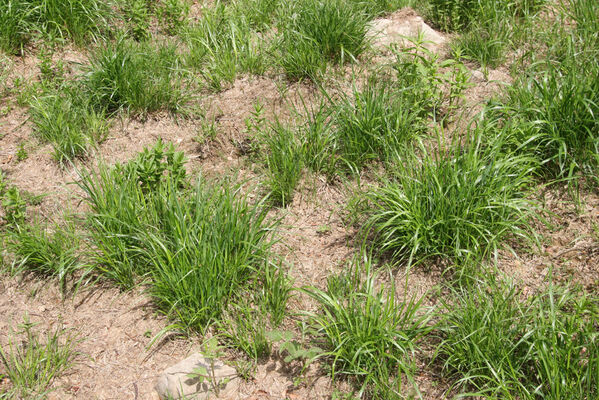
[368,9,446,52]
[155,353,239,400]
[470,70,486,83]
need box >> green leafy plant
[158,0,189,35]
[124,0,151,41]
[1,187,26,228]
[118,139,186,192]
[186,338,232,398]
[267,330,322,367]
[15,143,27,162]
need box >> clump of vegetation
[437,275,599,399]
[0,317,79,398]
[0,0,111,54]
[303,260,432,398]
[182,3,268,91]
[429,0,545,68]
[78,141,280,332]
[5,222,84,294]
[278,0,371,80]
[29,86,108,163]
[427,0,545,32]
[123,0,152,41]
[1,187,27,228]
[361,125,537,266]
[85,38,189,116]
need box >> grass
[303,259,432,398]
[430,0,546,68]
[0,317,78,399]
[437,273,599,399]
[499,7,599,180]
[29,85,108,163]
[361,123,537,266]
[85,38,189,116]
[278,0,371,80]
[4,222,84,294]
[182,2,269,91]
[261,122,304,207]
[294,43,468,176]
[0,0,111,54]
[77,141,280,332]
[331,74,428,174]
[436,275,535,397]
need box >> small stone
[155,353,239,400]
[470,70,485,83]
[368,11,446,52]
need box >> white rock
[155,353,239,400]
[470,70,486,83]
[368,10,446,52]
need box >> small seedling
[16,143,28,162]
[187,338,231,397]
[267,330,322,370]
[2,187,26,227]
[316,224,331,235]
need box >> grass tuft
[304,259,431,398]
[0,317,78,399]
[362,125,537,265]
[437,274,599,399]
[278,0,370,80]
[85,38,189,116]
[78,141,278,332]
[0,0,111,54]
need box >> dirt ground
[1,7,596,400]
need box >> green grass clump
[362,126,536,265]
[505,60,599,179]
[78,141,278,332]
[296,45,468,176]
[278,0,370,80]
[437,275,599,399]
[432,0,545,68]
[183,3,268,91]
[85,38,189,116]
[5,223,84,294]
[304,260,431,398]
[29,86,108,163]
[332,78,421,173]
[0,318,78,399]
[0,0,110,54]
[261,122,304,207]
[498,1,599,180]
[437,276,535,397]
[427,0,545,32]
[230,0,282,30]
